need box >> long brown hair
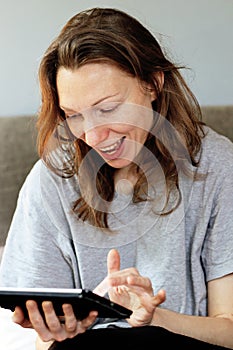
[37,7,204,228]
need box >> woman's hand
[94,249,166,327]
[12,305,33,328]
[35,336,54,350]
[12,300,98,343]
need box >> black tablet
[0,287,132,320]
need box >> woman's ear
[150,71,164,101]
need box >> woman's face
[57,63,156,169]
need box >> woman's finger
[12,305,32,328]
[107,249,121,274]
[26,300,54,342]
[61,304,77,333]
[152,289,166,306]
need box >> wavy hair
[37,7,205,228]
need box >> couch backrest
[0,116,38,246]
[201,105,233,142]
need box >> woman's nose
[84,125,108,147]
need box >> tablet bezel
[0,287,132,320]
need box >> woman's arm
[22,251,233,350]
[104,250,233,349]
[151,274,233,349]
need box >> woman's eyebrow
[92,93,119,106]
[60,106,79,114]
[60,93,120,113]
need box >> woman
[0,7,232,350]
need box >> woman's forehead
[56,63,138,111]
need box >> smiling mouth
[99,137,125,155]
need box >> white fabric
[0,308,37,350]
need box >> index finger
[93,249,121,297]
[107,249,120,275]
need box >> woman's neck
[114,165,138,195]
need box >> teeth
[99,139,122,154]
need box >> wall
[0,0,232,116]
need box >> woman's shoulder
[202,125,233,147]
[25,158,78,183]
[198,125,233,170]
[22,159,56,189]
[21,159,80,202]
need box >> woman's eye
[99,103,120,114]
[100,108,114,114]
[66,113,82,120]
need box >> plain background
[0,0,232,117]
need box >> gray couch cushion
[202,105,233,142]
[0,116,38,246]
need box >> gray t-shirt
[0,126,233,320]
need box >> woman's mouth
[98,137,126,159]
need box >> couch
[0,116,38,259]
[0,106,233,261]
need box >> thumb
[152,289,166,307]
[107,248,120,275]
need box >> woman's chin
[105,158,132,169]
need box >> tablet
[0,287,132,320]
